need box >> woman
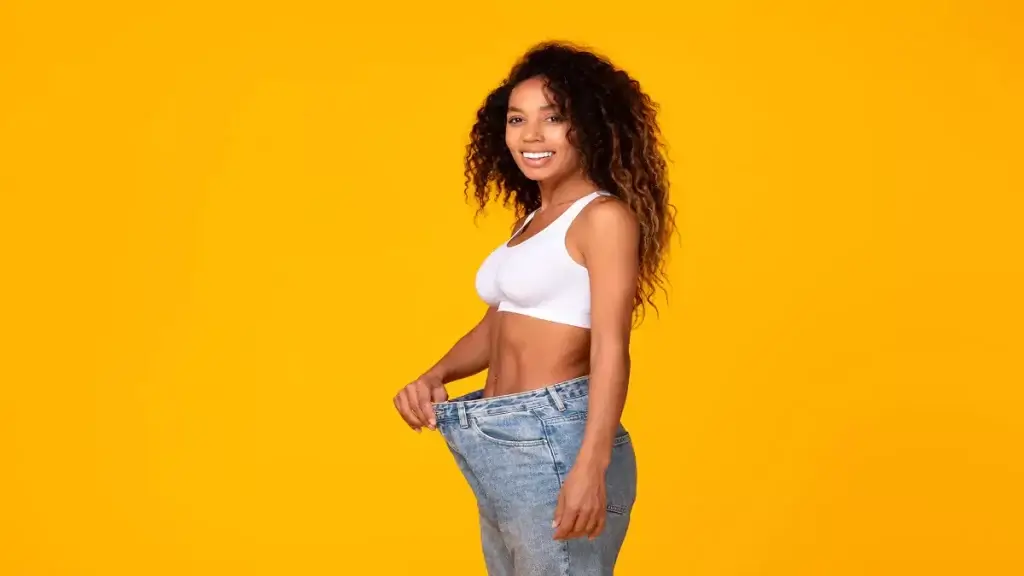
[393,41,674,575]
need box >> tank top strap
[511,210,537,238]
[556,190,611,230]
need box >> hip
[432,375,637,494]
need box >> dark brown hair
[464,41,676,322]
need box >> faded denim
[432,376,637,575]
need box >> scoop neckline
[504,191,602,249]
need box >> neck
[537,170,600,210]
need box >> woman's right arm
[421,305,497,385]
[393,306,497,431]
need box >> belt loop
[457,402,469,428]
[546,386,567,412]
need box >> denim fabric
[432,376,637,575]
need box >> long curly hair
[464,40,676,323]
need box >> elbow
[590,338,631,373]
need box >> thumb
[422,386,447,430]
[430,385,448,403]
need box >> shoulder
[578,194,639,239]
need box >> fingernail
[551,520,557,528]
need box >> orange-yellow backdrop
[2,1,1021,574]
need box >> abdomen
[484,311,591,397]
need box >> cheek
[559,148,580,171]
[546,123,570,146]
[548,125,576,160]
[554,135,579,164]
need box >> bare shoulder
[566,195,640,268]
[579,195,639,238]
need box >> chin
[519,166,564,182]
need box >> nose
[522,119,543,143]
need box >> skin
[393,76,640,542]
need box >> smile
[522,151,554,159]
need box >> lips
[520,150,555,168]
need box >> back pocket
[605,426,637,515]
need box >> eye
[506,116,523,125]
[546,115,565,123]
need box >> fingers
[552,491,565,533]
[409,380,438,430]
[553,502,606,540]
[394,379,445,432]
[393,390,421,431]
[553,514,574,541]
[405,383,428,429]
[553,506,586,540]
[586,510,605,540]
[553,492,586,541]
[418,390,437,431]
[568,508,591,540]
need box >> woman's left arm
[552,199,640,541]
[579,199,640,467]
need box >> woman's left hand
[552,460,607,540]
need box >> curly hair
[463,40,676,323]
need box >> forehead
[508,77,554,110]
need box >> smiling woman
[392,40,675,575]
[506,84,573,176]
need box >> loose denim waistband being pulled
[431,375,589,424]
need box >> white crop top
[474,190,612,328]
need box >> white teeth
[522,151,553,159]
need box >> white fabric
[474,191,611,329]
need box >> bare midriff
[483,310,591,397]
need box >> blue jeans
[433,376,637,575]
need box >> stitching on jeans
[540,411,587,425]
[540,420,565,488]
[561,539,570,576]
[438,384,590,421]
[606,503,629,515]
[469,416,548,447]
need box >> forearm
[422,307,495,384]
[579,341,630,469]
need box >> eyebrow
[507,105,557,114]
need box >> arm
[552,199,640,540]
[420,305,497,384]
[424,214,525,383]
[576,200,639,468]
[395,305,496,432]
[396,213,526,431]
[424,212,523,383]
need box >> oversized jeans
[432,376,637,575]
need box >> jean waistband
[432,375,589,424]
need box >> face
[505,76,581,182]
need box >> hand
[552,461,607,540]
[393,373,447,432]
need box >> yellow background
[2,1,1021,574]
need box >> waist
[432,375,590,424]
[490,311,590,385]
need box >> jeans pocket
[605,426,637,515]
[469,410,549,447]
